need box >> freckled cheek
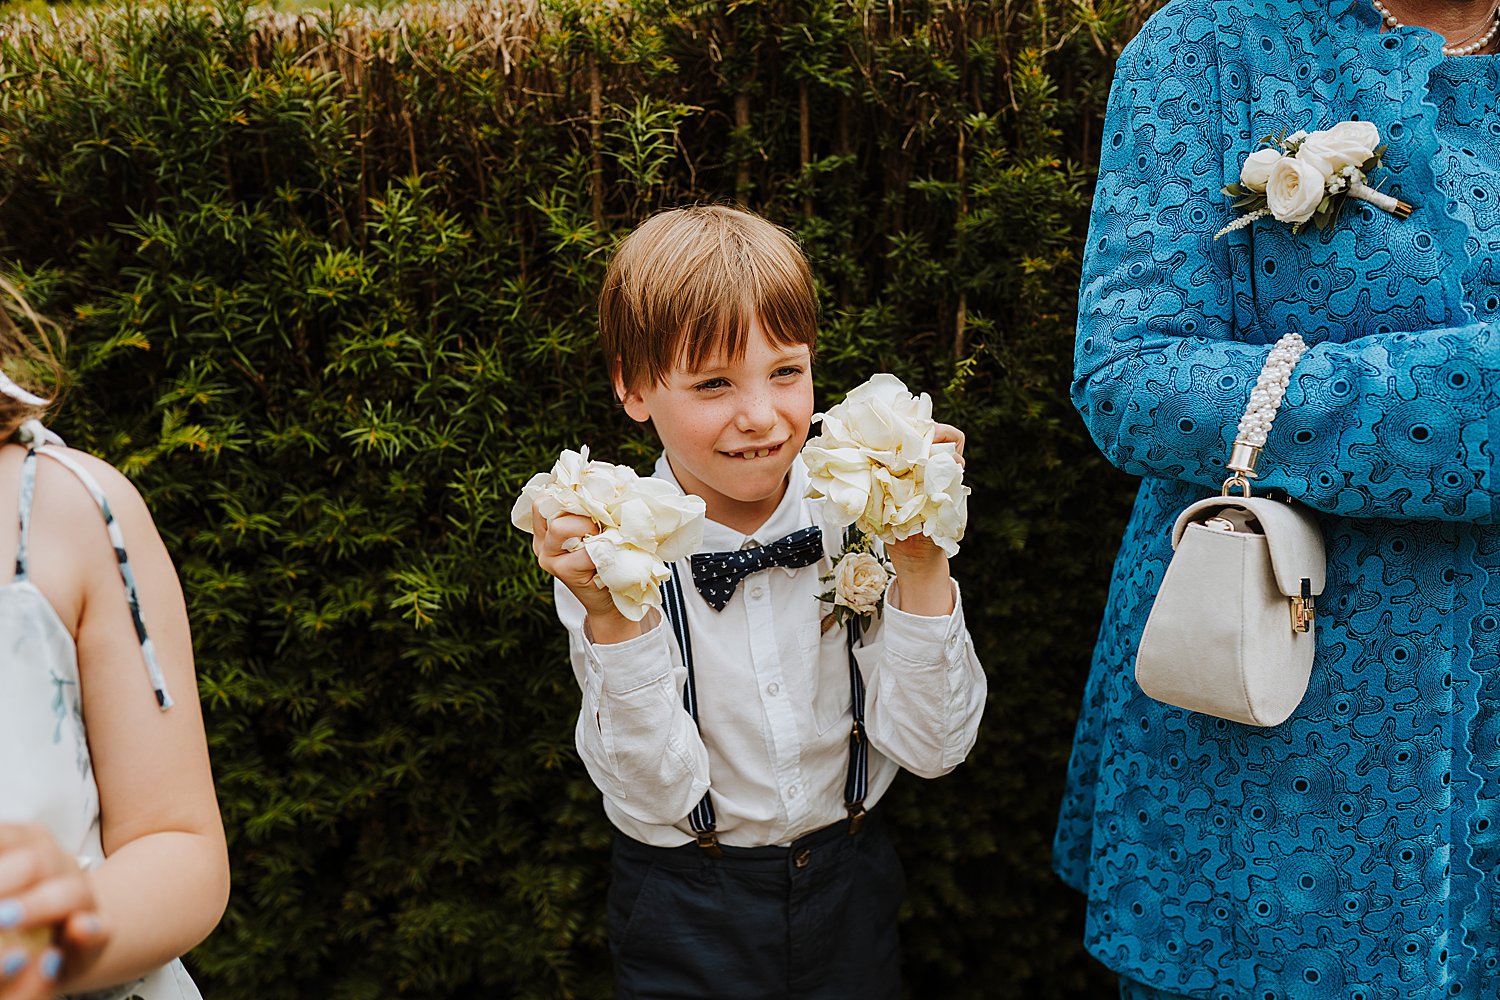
[781,384,815,440]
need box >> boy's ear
[611,368,651,425]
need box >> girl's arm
[0,451,228,995]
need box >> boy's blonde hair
[599,206,817,392]
[0,275,62,439]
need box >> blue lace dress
[1053,0,1500,996]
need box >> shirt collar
[652,453,814,561]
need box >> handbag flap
[1171,496,1326,597]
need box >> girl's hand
[0,825,110,1000]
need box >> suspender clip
[850,719,865,745]
[846,803,867,836]
[695,830,723,858]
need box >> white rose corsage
[1215,120,1413,239]
[511,447,706,621]
[817,532,892,631]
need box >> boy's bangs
[674,294,812,378]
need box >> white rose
[1239,148,1283,193]
[1264,156,1328,224]
[803,443,877,527]
[1297,121,1380,177]
[814,373,933,474]
[583,532,669,621]
[512,447,706,620]
[870,466,926,541]
[615,478,706,561]
[509,469,555,533]
[805,374,969,551]
[831,551,890,615]
[916,447,968,556]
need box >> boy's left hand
[885,422,963,615]
[0,824,110,1000]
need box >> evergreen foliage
[0,1,1154,995]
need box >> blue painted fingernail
[0,899,21,928]
[2,949,26,978]
[39,948,61,980]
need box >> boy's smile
[618,320,813,535]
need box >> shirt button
[787,785,799,799]
[767,682,780,696]
[794,848,812,869]
[749,585,765,599]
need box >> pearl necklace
[1369,0,1500,56]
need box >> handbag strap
[1222,332,1309,497]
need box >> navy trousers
[608,813,905,1000]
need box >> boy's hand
[886,421,963,616]
[0,823,110,1000]
[530,502,645,645]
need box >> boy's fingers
[932,422,966,465]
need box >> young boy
[530,206,987,999]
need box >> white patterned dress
[0,426,200,1000]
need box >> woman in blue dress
[1055,0,1500,997]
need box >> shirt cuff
[881,578,969,664]
[584,614,677,695]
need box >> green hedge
[0,1,1150,995]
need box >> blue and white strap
[11,423,174,710]
[661,564,719,852]
[843,614,869,831]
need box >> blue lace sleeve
[1073,0,1498,523]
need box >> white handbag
[1134,333,1326,727]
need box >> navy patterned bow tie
[689,525,825,611]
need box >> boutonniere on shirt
[1215,120,1414,239]
[817,530,892,632]
[510,446,706,621]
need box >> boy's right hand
[530,503,645,645]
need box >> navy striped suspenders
[659,561,869,855]
[839,524,869,832]
[844,614,869,833]
[661,564,721,855]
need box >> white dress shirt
[557,454,987,848]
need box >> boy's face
[619,320,813,532]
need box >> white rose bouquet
[511,447,706,621]
[1215,120,1413,239]
[803,373,969,557]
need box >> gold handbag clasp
[1290,578,1315,633]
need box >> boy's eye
[693,378,729,392]
[773,366,804,379]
